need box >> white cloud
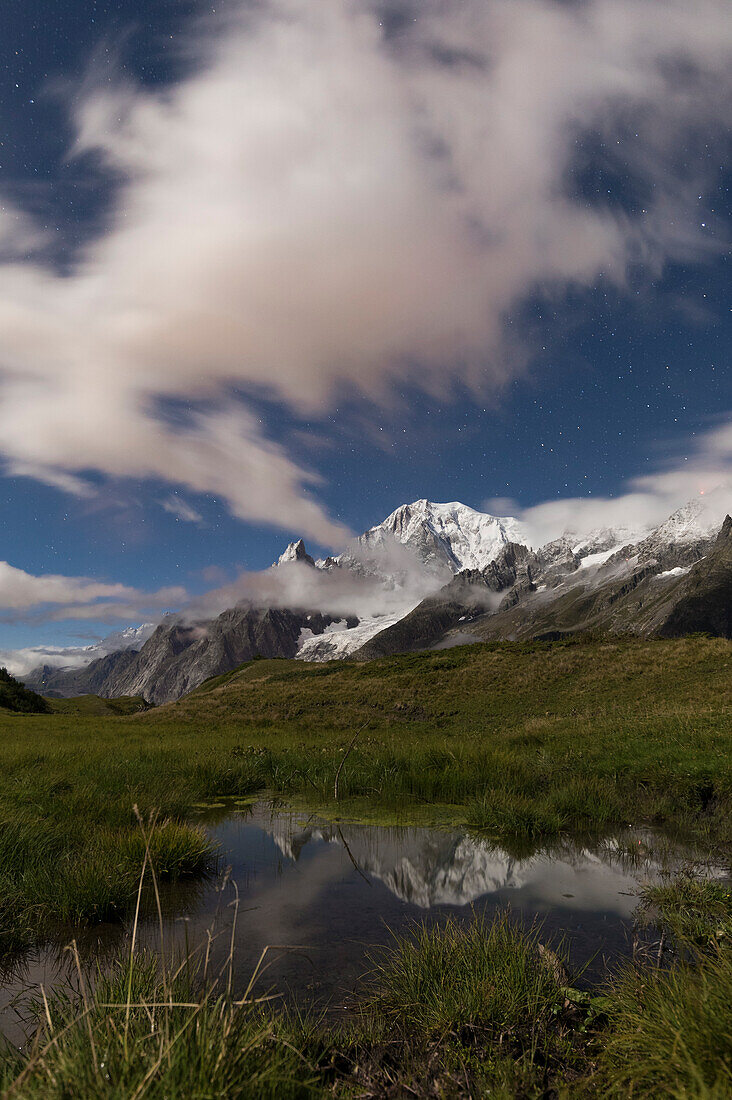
[491,420,732,545]
[0,0,728,539]
[0,560,186,621]
[0,622,156,678]
[160,493,203,524]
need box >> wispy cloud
[0,0,727,538]
[0,561,186,623]
[485,419,732,544]
[160,493,203,524]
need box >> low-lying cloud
[0,0,729,539]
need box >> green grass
[340,912,582,1096]
[640,875,732,948]
[596,946,732,1097]
[3,892,730,1098]
[0,952,321,1099]
[47,694,149,716]
[0,635,729,955]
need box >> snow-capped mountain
[3,622,156,680]
[275,538,315,567]
[18,492,731,701]
[353,499,530,573]
[635,495,727,557]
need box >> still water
[0,801,724,1043]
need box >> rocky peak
[275,539,315,568]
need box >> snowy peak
[646,492,729,546]
[101,623,157,652]
[358,499,530,573]
[275,539,315,568]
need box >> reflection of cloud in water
[264,814,721,912]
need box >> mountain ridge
[20,493,732,703]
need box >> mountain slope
[354,509,732,658]
[38,606,348,705]
[657,515,732,637]
[20,495,731,703]
[24,649,140,699]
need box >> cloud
[0,0,728,539]
[0,622,156,678]
[8,462,96,498]
[489,419,732,545]
[160,493,203,524]
[0,560,186,622]
[185,539,448,625]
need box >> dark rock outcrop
[657,516,732,638]
[24,649,140,699]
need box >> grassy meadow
[0,635,729,958]
[0,633,730,1095]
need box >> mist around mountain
[19,491,731,704]
[7,623,156,683]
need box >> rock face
[33,607,342,705]
[353,510,732,659]
[657,515,732,637]
[349,499,529,573]
[24,649,140,698]
[275,539,316,568]
[356,543,532,660]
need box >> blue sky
[0,0,729,656]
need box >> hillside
[153,634,731,739]
[0,667,49,713]
[47,694,149,716]
[0,634,729,968]
[20,498,731,705]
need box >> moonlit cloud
[0,0,728,539]
[0,560,186,622]
[160,493,203,524]
[0,622,156,678]
[488,420,732,545]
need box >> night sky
[0,0,729,656]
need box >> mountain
[338,499,529,575]
[31,606,349,705]
[275,539,316,568]
[24,649,141,699]
[355,502,732,659]
[657,515,732,637]
[20,494,731,704]
[12,622,156,686]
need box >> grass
[0,635,729,955]
[1,908,319,1099]
[639,874,732,948]
[47,694,149,716]
[3,881,730,1098]
[596,945,732,1097]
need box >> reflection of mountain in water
[264,815,720,910]
[268,820,541,906]
[268,822,523,907]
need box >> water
[0,802,725,1045]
